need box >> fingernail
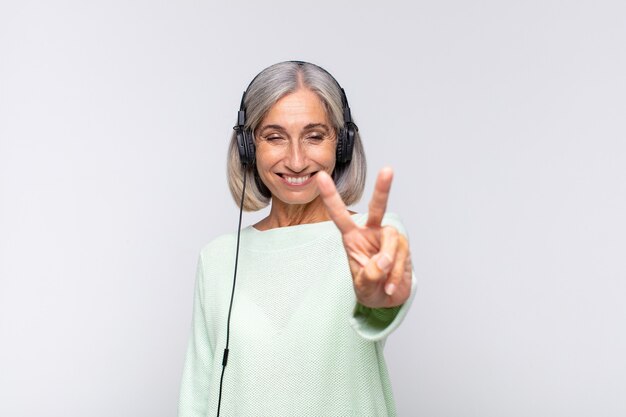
[377,253,392,272]
[385,283,396,296]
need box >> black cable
[216,168,247,417]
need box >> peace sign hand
[316,167,413,309]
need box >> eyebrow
[302,123,330,132]
[257,123,331,135]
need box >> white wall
[1,1,625,416]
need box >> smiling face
[254,88,337,206]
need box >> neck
[255,197,331,231]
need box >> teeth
[284,174,310,185]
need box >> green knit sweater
[178,213,417,416]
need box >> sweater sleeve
[178,255,213,417]
[349,213,418,342]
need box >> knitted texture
[178,213,417,417]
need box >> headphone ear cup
[244,129,256,165]
[236,128,256,166]
[344,122,356,162]
[336,128,346,164]
[236,129,248,165]
[336,125,355,164]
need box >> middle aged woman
[178,61,417,417]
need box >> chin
[272,193,319,206]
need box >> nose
[285,139,307,173]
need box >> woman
[179,61,416,416]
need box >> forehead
[261,88,330,125]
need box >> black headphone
[233,61,358,167]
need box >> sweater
[178,212,417,417]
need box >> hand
[316,167,412,308]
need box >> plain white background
[1,1,625,416]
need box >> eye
[306,133,325,141]
[264,134,284,142]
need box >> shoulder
[197,232,238,266]
[381,212,409,237]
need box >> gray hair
[227,61,367,211]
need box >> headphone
[233,61,358,167]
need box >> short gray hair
[227,61,367,211]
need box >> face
[254,88,337,206]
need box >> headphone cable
[216,167,247,417]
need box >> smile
[278,172,316,186]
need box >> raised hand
[316,167,412,308]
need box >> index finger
[315,171,357,234]
[366,167,393,228]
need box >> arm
[178,256,213,417]
[316,169,417,341]
[350,270,417,341]
[349,213,418,341]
